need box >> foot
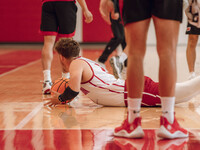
[42,80,52,94]
[188,72,196,80]
[157,116,188,139]
[109,56,123,79]
[114,117,144,138]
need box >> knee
[188,35,198,48]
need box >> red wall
[82,0,112,42]
[0,0,111,43]
[0,0,43,42]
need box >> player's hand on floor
[43,90,61,107]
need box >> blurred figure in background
[40,0,93,94]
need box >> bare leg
[153,16,180,97]
[186,34,198,73]
[42,35,56,71]
[41,35,56,94]
[125,19,150,98]
[153,16,180,125]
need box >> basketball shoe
[114,116,144,138]
[157,116,188,139]
[109,56,123,79]
[42,80,52,94]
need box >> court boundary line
[14,102,43,129]
[0,59,41,78]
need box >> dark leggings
[98,19,126,63]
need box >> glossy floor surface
[0,45,200,150]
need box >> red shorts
[125,76,161,107]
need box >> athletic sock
[128,97,142,123]
[43,70,51,82]
[161,97,175,124]
[189,72,196,80]
[119,52,127,63]
[62,72,70,78]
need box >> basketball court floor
[0,44,200,149]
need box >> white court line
[14,102,43,129]
[0,59,41,78]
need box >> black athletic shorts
[186,22,200,35]
[40,1,77,37]
[122,0,183,25]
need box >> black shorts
[40,1,77,37]
[186,22,200,35]
[122,0,183,25]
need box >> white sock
[161,97,175,124]
[189,72,196,79]
[119,52,127,63]
[128,97,141,123]
[62,72,70,78]
[43,70,51,81]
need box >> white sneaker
[95,59,106,70]
[188,72,196,80]
[42,80,52,94]
[109,56,123,79]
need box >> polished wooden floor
[0,45,200,149]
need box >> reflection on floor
[0,47,200,149]
[0,129,199,150]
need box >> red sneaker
[114,117,144,138]
[158,138,188,149]
[157,116,188,139]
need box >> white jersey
[78,57,126,106]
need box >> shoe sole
[109,58,121,79]
[157,126,189,139]
[114,126,144,138]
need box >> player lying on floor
[45,38,200,107]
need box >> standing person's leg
[42,35,56,94]
[42,36,56,73]
[40,2,58,94]
[153,16,188,139]
[97,20,124,66]
[114,19,150,138]
[109,21,127,79]
[186,34,199,79]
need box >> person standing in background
[185,0,200,79]
[96,0,127,79]
[40,0,93,94]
